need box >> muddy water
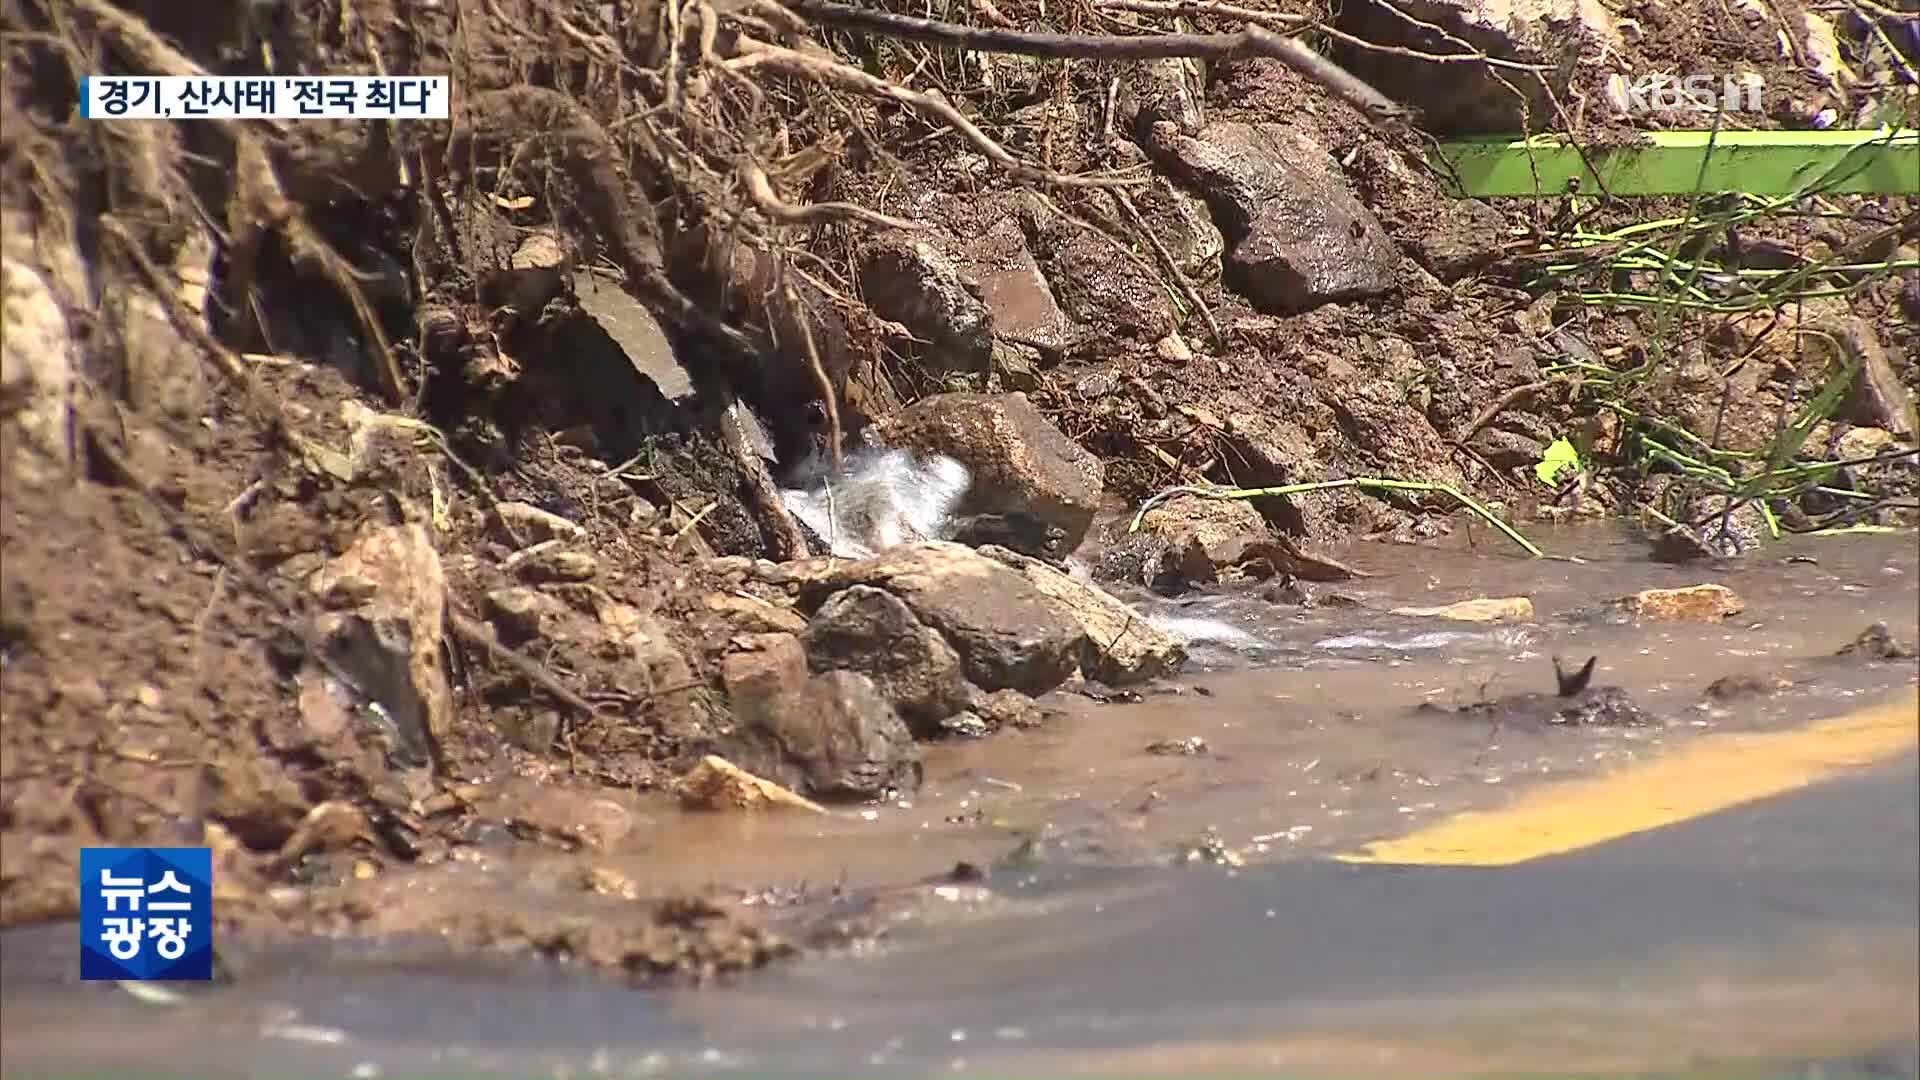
[4,526,1917,1079]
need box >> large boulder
[980,547,1187,686]
[802,585,971,738]
[721,635,921,800]
[782,542,1084,696]
[1148,121,1399,313]
[875,392,1104,551]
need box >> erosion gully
[5,524,1917,1080]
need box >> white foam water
[779,449,973,559]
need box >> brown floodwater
[4,524,1916,1079]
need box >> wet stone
[801,585,971,738]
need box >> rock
[723,638,922,800]
[1334,0,1621,134]
[1705,672,1792,701]
[980,545,1188,686]
[485,586,573,644]
[1146,736,1209,756]
[505,541,599,583]
[945,512,1070,560]
[1836,318,1917,439]
[493,502,586,546]
[1114,58,1206,136]
[970,687,1045,731]
[858,236,992,374]
[1150,121,1399,313]
[1392,597,1535,623]
[1139,495,1270,559]
[679,755,827,814]
[1834,427,1900,461]
[1047,216,1177,340]
[309,523,451,766]
[1146,534,1217,596]
[802,585,971,737]
[722,634,813,713]
[787,542,1084,696]
[703,592,807,636]
[1837,623,1913,661]
[876,393,1104,551]
[957,217,1076,355]
[1,256,77,468]
[1141,176,1224,279]
[108,288,206,423]
[1619,584,1744,623]
[572,269,691,403]
[485,780,640,851]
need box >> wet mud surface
[4,527,1916,1078]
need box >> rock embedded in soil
[703,592,807,636]
[802,584,972,738]
[721,636,922,801]
[1619,583,1745,623]
[981,545,1188,686]
[492,501,587,546]
[0,256,77,472]
[857,235,992,374]
[1149,121,1399,313]
[876,392,1104,552]
[955,216,1077,355]
[309,523,452,766]
[784,542,1085,697]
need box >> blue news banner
[79,847,214,981]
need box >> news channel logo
[79,76,449,120]
[79,847,214,981]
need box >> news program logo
[79,847,213,981]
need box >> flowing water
[5,525,1917,1079]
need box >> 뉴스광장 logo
[79,847,213,981]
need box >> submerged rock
[1837,622,1914,661]
[1391,597,1535,623]
[1619,584,1744,623]
[721,636,922,801]
[1424,684,1654,728]
[875,392,1104,552]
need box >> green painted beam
[1433,128,1918,198]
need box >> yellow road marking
[1338,691,1920,867]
